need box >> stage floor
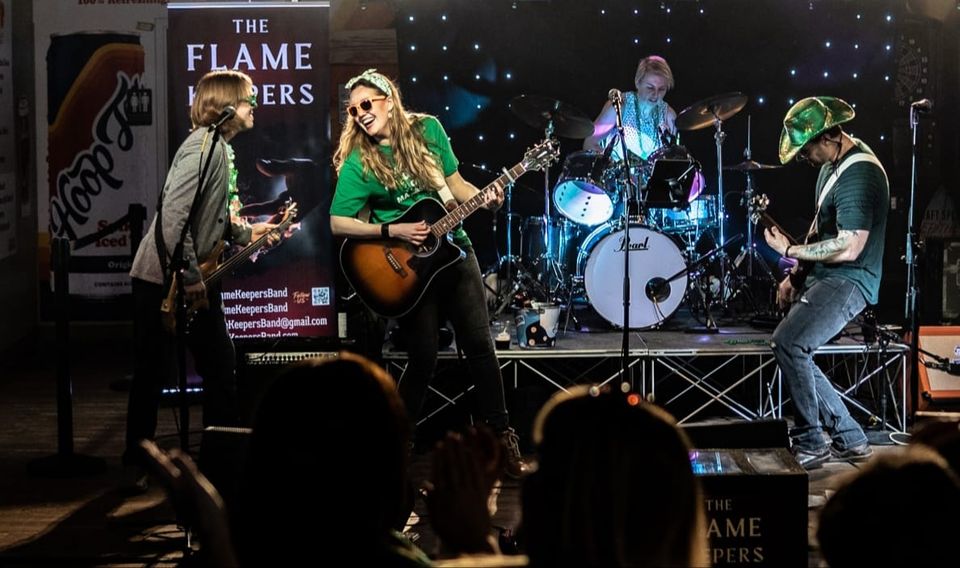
[381,316,910,437]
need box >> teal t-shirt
[807,139,888,305]
[330,115,471,247]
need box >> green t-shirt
[807,139,888,305]
[330,115,471,247]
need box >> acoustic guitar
[340,140,559,318]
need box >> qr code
[312,287,330,306]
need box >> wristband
[381,223,390,238]
[784,245,792,259]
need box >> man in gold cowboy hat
[763,96,889,470]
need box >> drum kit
[484,92,784,332]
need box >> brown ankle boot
[498,427,532,479]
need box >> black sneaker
[791,446,831,470]
[830,442,873,463]
[497,427,532,479]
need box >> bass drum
[576,224,688,329]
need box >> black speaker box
[682,419,789,450]
[198,426,252,514]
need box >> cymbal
[675,92,748,131]
[722,159,783,172]
[509,95,594,139]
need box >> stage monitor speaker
[917,326,960,409]
[682,419,789,450]
[198,426,252,514]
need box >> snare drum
[553,151,617,226]
[575,223,687,329]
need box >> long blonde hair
[190,69,253,140]
[333,76,444,192]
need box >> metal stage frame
[383,327,909,434]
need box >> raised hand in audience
[139,439,239,568]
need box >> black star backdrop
[387,0,955,322]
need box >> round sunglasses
[347,96,387,117]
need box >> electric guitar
[340,140,559,318]
[748,194,813,291]
[160,200,298,333]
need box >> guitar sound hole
[416,234,439,256]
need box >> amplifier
[237,350,339,424]
[243,351,339,366]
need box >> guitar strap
[803,152,886,244]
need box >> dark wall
[0,1,38,352]
[391,0,958,323]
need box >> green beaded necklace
[225,142,241,217]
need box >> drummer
[583,55,678,162]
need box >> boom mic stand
[169,126,225,451]
[611,89,637,391]
[905,99,930,419]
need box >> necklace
[225,142,241,217]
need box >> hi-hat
[722,159,783,172]
[509,95,594,139]
[675,92,748,131]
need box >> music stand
[643,157,698,209]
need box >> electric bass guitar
[160,200,298,333]
[748,194,813,291]
[340,140,559,318]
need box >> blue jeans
[397,248,509,431]
[770,276,868,452]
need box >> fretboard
[430,161,528,237]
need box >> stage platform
[382,324,910,436]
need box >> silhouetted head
[239,352,409,561]
[522,386,708,567]
[817,446,960,568]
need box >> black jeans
[124,278,239,465]
[397,249,509,431]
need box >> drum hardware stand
[671,234,744,334]
[486,181,524,320]
[535,121,566,298]
[711,109,732,308]
[725,175,778,320]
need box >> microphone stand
[905,102,923,419]
[611,92,637,391]
[170,125,224,451]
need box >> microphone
[910,98,933,113]
[209,105,237,131]
[608,88,623,107]
[645,277,671,303]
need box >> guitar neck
[429,161,529,237]
[205,217,293,285]
[756,212,801,246]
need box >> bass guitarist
[123,70,279,490]
[763,96,888,470]
[330,69,528,478]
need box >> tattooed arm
[787,229,870,263]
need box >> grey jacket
[130,127,252,285]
